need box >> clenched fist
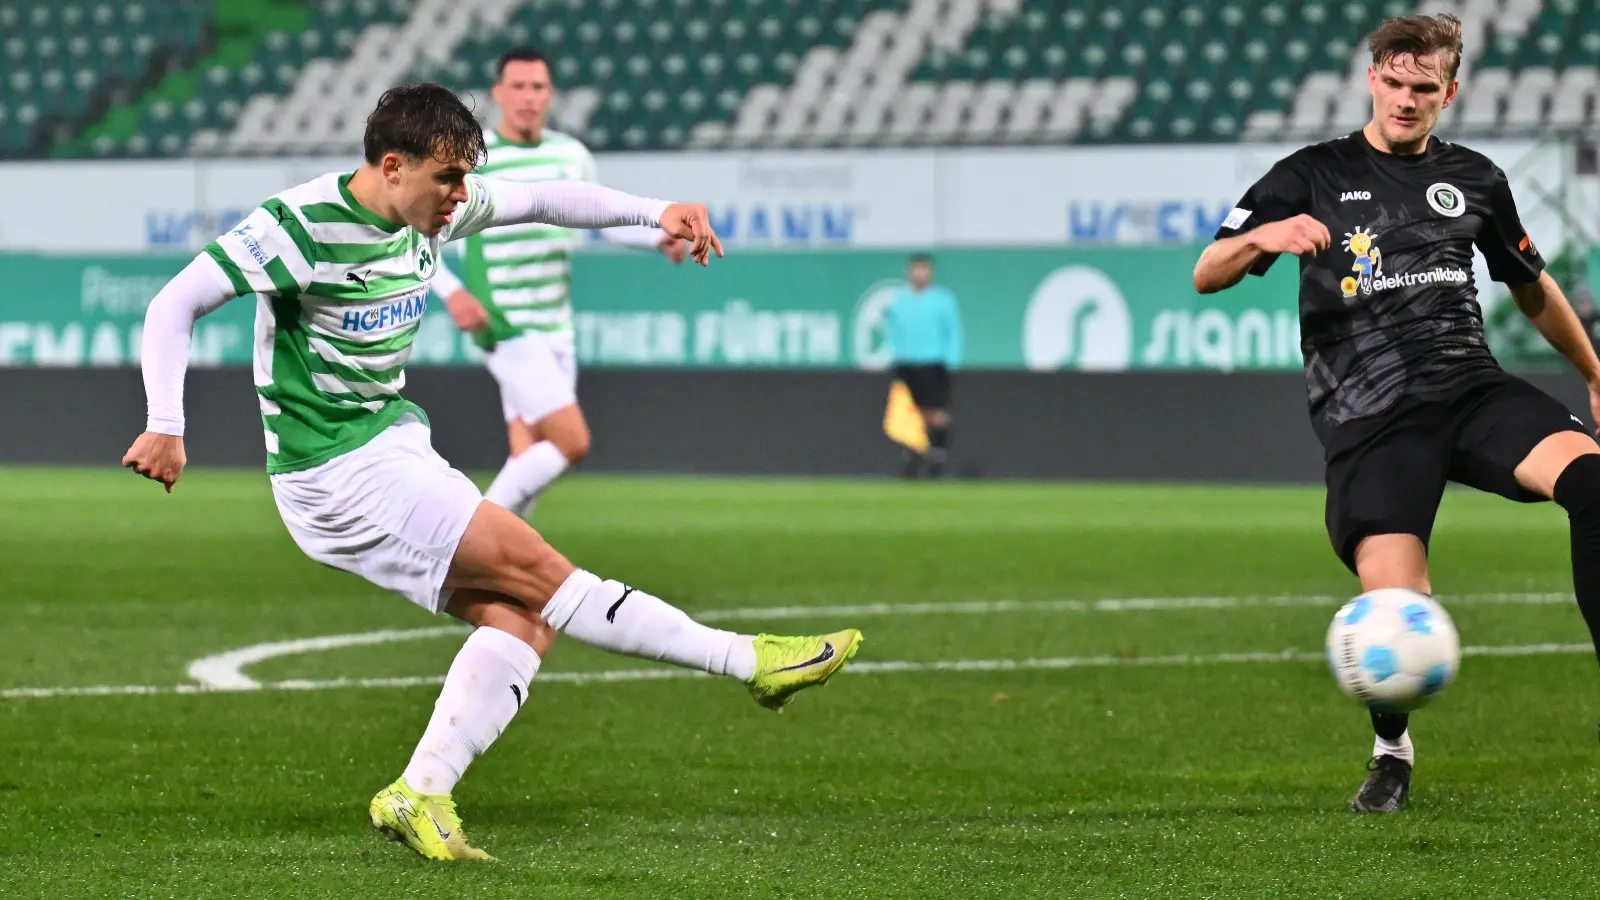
[122,432,186,493]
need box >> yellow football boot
[368,777,492,861]
[746,629,863,711]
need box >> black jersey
[1215,132,1545,440]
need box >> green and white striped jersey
[204,172,497,474]
[449,129,595,349]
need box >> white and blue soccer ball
[1325,588,1461,712]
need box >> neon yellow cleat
[368,777,493,862]
[746,629,863,711]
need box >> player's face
[493,60,555,137]
[384,153,472,236]
[1367,54,1458,149]
[908,260,932,288]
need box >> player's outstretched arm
[1511,273,1600,419]
[476,179,722,265]
[1193,214,1331,294]
[122,255,240,492]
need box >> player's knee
[1554,454,1600,519]
[558,428,591,465]
[459,597,556,651]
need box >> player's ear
[380,152,405,183]
[1442,80,1459,108]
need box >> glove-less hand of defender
[122,432,187,493]
[658,203,724,267]
[1251,214,1333,257]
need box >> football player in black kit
[1195,13,1600,814]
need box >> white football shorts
[269,418,483,614]
[484,331,578,425]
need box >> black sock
[1553,454,1600,663]
[1371,709,1409,742]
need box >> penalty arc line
[181,591,1576,691]
[5,641,1594,700]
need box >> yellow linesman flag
[883,380,929,453]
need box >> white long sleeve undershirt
[141,177,675,436]
[482,178,669,233]
[141,255,237,436]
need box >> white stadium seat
[924,80,978,144]
[1504,66,1556,131]
[961,80,1015,144]
[1040,77,1096,142]
[1458,67,1512,132]
[1002,78,1056,142]
[883,81,939,144]
[1549,67,1599,128]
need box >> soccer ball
[1325,588,1461,712]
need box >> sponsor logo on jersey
[1426,182,1466,218]
[1339,190,1372,201]
[1339,225,1468,298]
[229,223,269,267]
[1221,207,1251,230]
[338,288,430,333]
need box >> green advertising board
[0,246,1307,370]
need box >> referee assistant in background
[887,253,964,479]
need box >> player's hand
[1251,214,1332,257]
[122,432,187,493]
[445,289,489,333]
[658,234,690,265]
[658,203,723,267]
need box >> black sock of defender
[927,426,949,465]
[1553,454,1600,663]
[1370,709,1409,742]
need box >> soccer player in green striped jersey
[121,83,863,862]
[431,47,690,521]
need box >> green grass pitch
[5,468,1600,898]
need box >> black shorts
[1323,371,1587,572]
[895,364,951,409]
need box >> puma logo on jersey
[1340,191,1372,201]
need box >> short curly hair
[363,82,486,167]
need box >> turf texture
[4,469,1600,898]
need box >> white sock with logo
[401,627,540,796]
[484,441,569,519]
[541,570,757,680]
[1373,730,1415,765]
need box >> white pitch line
[695,592,1574,622]
[186,626,464,690]
[181,592,1577,691]
[6,642,1594,701]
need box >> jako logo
[1022,266,1133,371]
[1340,190,1372,201]
[850,279,903,371]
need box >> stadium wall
[4,368,1595,482]
[0,140,1581,253]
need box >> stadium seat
[1458,67,1513,132]
[20,0,1600,157]
[1504,66,1558,132]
